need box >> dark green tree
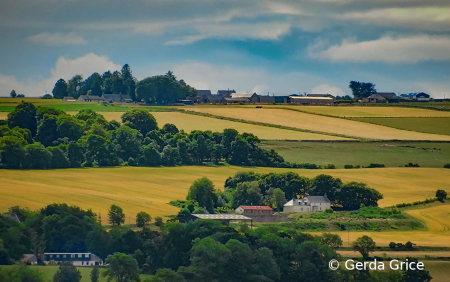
[336,182,383,210]
[7,101,38,136]
[352,235,376,260]
[403,259,432,282]
[233,181,263,209]
[161,145,181,166]
[23,142,52,169]
[264,188,285,211]
[10,89,17,98]
[136,212,151,229]
[108,204,125,227]
[52,79,68,99]
[349,81,376,99]
[90,267,99,282]
[102,253,140,282]
[436,189,447,202]
[53,262,82,282]
[309,174,342,201]
[67,75,83,99]
[122,109,158,136]
[187,177,218,213]
[36,116,58,147]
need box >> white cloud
[27,32,87,46]
[308,35,450,63]
[0,53,121,96]
[339,7,450,31]
[166,22,291,45]
[135,61,328,95]
[311,84,345,96]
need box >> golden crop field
[1,167,449,222]
[338,250,450,258]
[406,204,450,233]
[183,107,450,140]
[81,111,350,140]
[284,106,450,117]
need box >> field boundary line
[174,108,364,140]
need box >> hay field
[350,117,450,136]
[81,111,349,141]
[285,106,450,117]
[337,250,450,258]
[1,167,449,222]
[183,107,450,140]
[406,204,450,233]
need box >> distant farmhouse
[227,93,259,103]
[217,89,236,97]
[400,92,431,101]
[283,194,330,213]
[289,94,335,105]
[76,93,132,103]
[22,253,102,266]
[362,92,398,103]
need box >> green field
[350,117,450,136]
[260,141,450,168]
[0,265,151,282]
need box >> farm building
[203,94,226,104]
[274,95,290,104]
[258,95,275,104]
[362,94,386,103]
[22,253,103,266]
[400,93,430,101]
[103,94,132,103]
[307,94,336,101]
[78,95,105,102]
[217,89,236,97]
[289,96,335,105]
[225,97,251,104]
[235,206,273,216]
[374,92,397,99]
[197,90,212,96]
[230,93,259,103]
[62,97,76,102]
[283,194,330,213]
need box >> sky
[1,0,450,98]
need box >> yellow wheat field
[282,106,450,117]
[183,107,450,140]
[66,111,351,140]
[1,167,449,222]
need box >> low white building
[283,194,331,213]
[43,253,103,266]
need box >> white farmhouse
[283,194,331,213]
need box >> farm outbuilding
[235,206,273,216]
[230,93,259,103]
[289,96,335,105]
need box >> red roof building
[235,206,273,215]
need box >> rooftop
[238,206,273,211]
[192,214,252,220]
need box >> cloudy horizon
[1,0,449,98]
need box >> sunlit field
[283,105,450,117]
[1,167,449,222]
[181,107,450,140]
[74,111,350,141]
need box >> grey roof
[225,97,250,103]
[192,214,252,220]
[206,94,225,101]
[22,254,37,263]
[307,94,335,98]
[231,93,257,98]
[217,90,236,96]
[369,94,386,100]
[284,194,330,206]
[79,95,104,100]
[290,96,334,100]
[375,92,396,99]
[306,195,331,203]
[197,90,211,96]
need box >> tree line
[0,203,431,282]
[0,102,292,169]
[51,64,197,104]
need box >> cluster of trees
[349,81,376,99]
[52,64,137,100]
[173,172,383,221]
[52,64,197,104]
[9,90,25,98]
[0,203,432,282]
[0,102,288,169]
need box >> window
[71,254,75,258]
[301,208,303,211]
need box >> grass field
[260,141,450,168]
[76,111,350,141]
[284,106,450,117]
[182,107,450,140]
[1,166,449,222]
[350,117,450,136]
[0,265,151,282]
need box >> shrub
[436,190,447,202]
[368,163,385,168]
[405,241,414,250]
[405,163,420,167]
[325,208,333,214]
[444,164,450,168]
[344,164,353,169]
[389,242,396,249]
[154,216,163,227]
[325,164,336,169]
